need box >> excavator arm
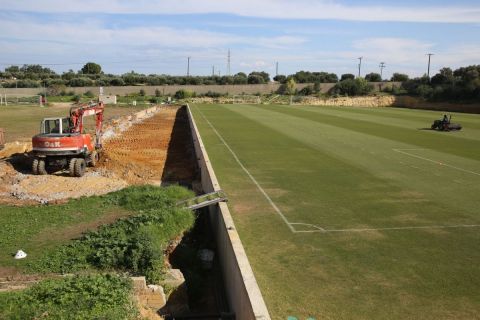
[69,101,105,148]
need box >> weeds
[28,185,195,283]
[0,274,137,320]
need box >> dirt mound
[10,171,127,204]
[0,142,31,159]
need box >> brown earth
[0,105,196,205]
[101,105,196,186]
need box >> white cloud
[3,0,480,23]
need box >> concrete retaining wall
[186,104,271,320]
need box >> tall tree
[81,62,102,75]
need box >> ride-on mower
[431,114,462,131]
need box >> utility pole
[276,62,279,77]
[358,57,363,77]
[187,56,191,77]
[379,62,386,79]
[212,65,215,77]
[426,53,434,80]
[227,49,231,76]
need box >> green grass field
[191,104,480,320]
[0,104,147,142]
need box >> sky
[0,0,479,79]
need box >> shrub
[247,74,265,84]
[273,75,287,83]
[331,78,373,96]
[298,85,314,96]
[84,90,94,98]
[203,91,223,98]
[365,72,382,82]
[391,73,409,82]
[72,94,81,103]
[0,274,137,320]
[341,73,355,81]
[69,77,94,87]
[109,78,125,86]
[47,84,67,96]
[174,89,195,99]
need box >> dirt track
[0,105,196,205]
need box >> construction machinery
[431,114,462,131]
[31,101,104,177]
[0,128,4,150]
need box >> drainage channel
[160,105,230,318]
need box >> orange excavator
[32,101,104,177]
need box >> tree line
[0,62,478,102]
[0,62,396,88]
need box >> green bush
[84,90,94,98]
[0,274,137,320]
[298,85,314,96]
[365,72,382,82]
[331,78,373,96]
[174,89,195,99]
[30,185,195,283]
[72,94,81,103]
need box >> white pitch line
[194,106,296,233]
[290,222,326,232]
[393,148,480,177]
[317,224,480,233]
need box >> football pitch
[191,104,480,320]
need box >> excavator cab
[41,117,72,135]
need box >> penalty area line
[393,148,480,177]
[295,224,480,233]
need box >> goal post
[0,94,42,106]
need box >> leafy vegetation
[0,274,137,320]
[401,65,480,102]
[330,77,373,96]
[28,185,194,282]
[365,72,382,82]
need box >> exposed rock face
[298,95,396,107]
